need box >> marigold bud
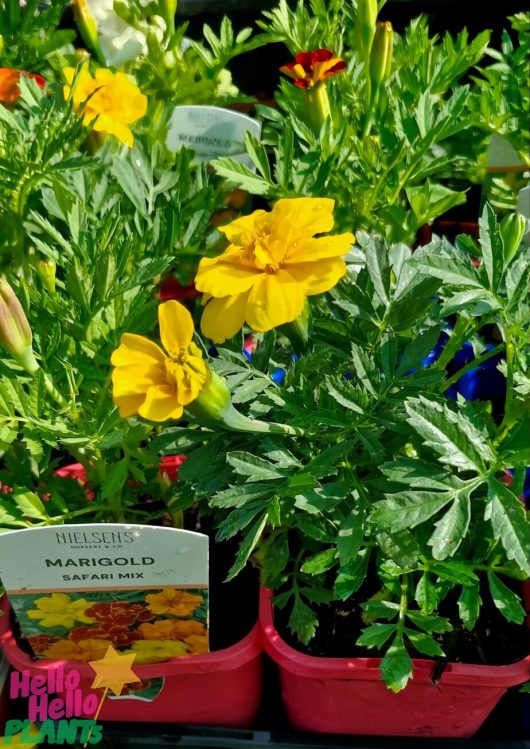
[369,21,393,91]
[500,212,526,263]
[37,259,56,294]
[71,0,104,64]
[355,0,378,60]
[0,278,39,374]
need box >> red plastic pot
[260,587,530,738]
[0,596,262,726]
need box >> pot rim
[259,587,530,687]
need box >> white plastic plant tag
[487,134,526,173]
[0,524,209,661]
[517,184,530,244]
[166,105,261,168]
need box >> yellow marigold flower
[42,638,110,662]
[138,619,206,641]
[127,639,188,664]
[27,593,96,629]
[184,634,208,654]
[145,589,203,617]
[111,300,209,423]
[62,66,147,147]
[195,198,354,343]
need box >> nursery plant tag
[0,524,209,662]
[166,105,261,168]
[487,134,527,173]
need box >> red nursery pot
[0,597,262,726]
[260,587,530,738]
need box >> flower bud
[500,212,527,263]
[370,21,393,91]
[187,371,302,435]
[37,258,56,294]
[71,0,104,65]
[0,278,39,374]
[355,0,378,60]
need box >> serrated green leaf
[429,491,471,558]
[479,204,503,292]
[337,507,365,564]
[288,595,318,644]
[379,632,413,692]
[405,396,495,472]
[227,451,285,481]
[13,491,49,521]
[301,547,337,575]
[488,572,526,624]
[458,582,482,630]
[334,550,370,599]
[405,629,445,658]
[485,478,530,576]
[357,622,397,650]
[211,482,274,508]
[415,573,437,613]
[369,491,454,532]
[227,512,268,580]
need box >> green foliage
[213,1,491,243]
[173,208,530,690]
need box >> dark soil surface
[275,575,529,674]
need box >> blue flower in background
[446,343,506,401]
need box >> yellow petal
[111,334,165,368]
[270,198,335,244]
[195,257,260,297]
[284,232,354,264]
[63,67,75,86]
[114,393,146,418]
[138,385,183,422]
[173,364,203,405]
[92,114,134,147]
[159,300,194,354]
[200,293,248,343]
[286,256,347,295]
[111,363,166,397]
[246,271,305,332]
[217,211,267,244]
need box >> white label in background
[487,133,526,172]
[166,105,261,168]
[0,523,208,593]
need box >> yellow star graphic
[88,644,140,696]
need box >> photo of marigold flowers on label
[9,588,208,664]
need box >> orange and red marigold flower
[280,49,346,88]
[0,68,45,104]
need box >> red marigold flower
[280,49,346,89]
[159,454,187,482]
[0,68,45,104]
[158,275,200,301]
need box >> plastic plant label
[166,105,261,168]
[0,524,208,662]
[487,134,526,173]
[517,185,530,244]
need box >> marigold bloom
[280,49,346,89]
[127,639,189,664]
[138,619,206,641]
[145,589,203,617]
[111,300,209,423]
[27,593,96,629]
[62,66,147,147]
[42,637,110,661]
[0,68,45,104]
[196,198,354,343]
[184,634,208,654]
